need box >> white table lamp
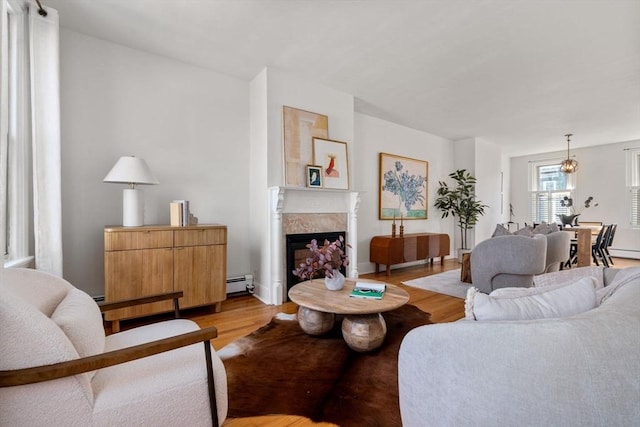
[103,156,159,226]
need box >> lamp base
[123,188,144,227]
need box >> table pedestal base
[342,313,387,352]
[297,306,335,335]
[297,307,388,352]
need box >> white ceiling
[45,0,640,157]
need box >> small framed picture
[306,165,323,188]
[312,137,349,189]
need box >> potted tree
[434,169,488,262]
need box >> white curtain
[29,5,62,275]
[0,1,8,264]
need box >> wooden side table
[460,252,472,283]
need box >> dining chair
[591,225,610,268]
[603,224,617,266]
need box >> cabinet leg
[112,320,120,333]
[386,265,391,278]
[375,263,380,274]
[213,302,222,313]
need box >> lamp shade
[103,156,158,227]
[103,156,159,185]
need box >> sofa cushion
[513,226,533,236]
[534,266,605,289]
[465,276,597,321]
[51,288,106,358]
[491,224,534,238]
[0,288,82,369]
[95,319,228,426]
[596,266,640,305]
[532,222,559,235]
[491,224,511,237]
[1,268,73,316]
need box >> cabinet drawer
[105,230,174,251]
[174,228,226,247]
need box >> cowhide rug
[218,304,433,426]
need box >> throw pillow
[464,276,597,321]
[532,222,559,235]
[491,224,510,237]
[490,276,595,298]
[513,226,533,237]
[533,266,605,289]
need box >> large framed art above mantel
[283,106,329,187]
[379,152,428,220]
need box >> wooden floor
[115,257,640,427]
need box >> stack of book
[170,200,189,226]
[349,282,386,299]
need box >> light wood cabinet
[104,225,227,331]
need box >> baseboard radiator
[92,275,254,302]
[226,274,255,295]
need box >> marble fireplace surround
[268,187,359,304]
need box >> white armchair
[0,268,227,426]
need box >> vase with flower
[558,196,598,226]
[292,236,350,291]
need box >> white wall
[57,30,525,299]
[510,139,640,258]
[474,138,503,243]
[60,29,250,296]
[354,113,455,274]
[451,138,503,250]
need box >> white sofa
[398,267,640,426]
[0,268,228,426]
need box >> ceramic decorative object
[324,270,346,291]
[559,214,580,226]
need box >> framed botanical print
[282,106,329,187]
[379,152,428,219]
[312,138,349,190]
[306,165,323,188]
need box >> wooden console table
[370,233,450,277]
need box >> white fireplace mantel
[265,186,359,305]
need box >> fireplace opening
[286,231,346,301]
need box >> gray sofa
[398,267,640,426]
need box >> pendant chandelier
[560,133,578,174]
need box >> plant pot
[324,270,346,291]
[457,248,471,263]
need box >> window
[627,147,640,228]
[2,0,32,267]
[529,159,575,224]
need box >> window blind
[530,190,571,224]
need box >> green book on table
[350,282,386,299]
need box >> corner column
[269,187,285,305]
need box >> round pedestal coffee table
[288,278,409,352]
